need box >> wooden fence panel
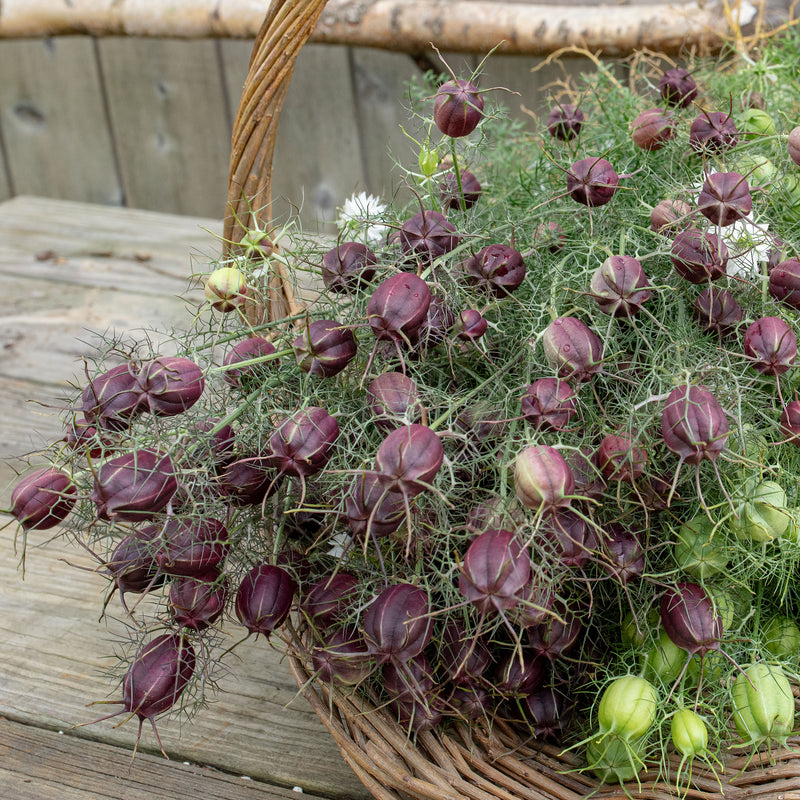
[97,38,232,218]
[0,37,119,205]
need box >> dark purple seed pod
[11,467,76,531]
[63,416,115,459]
[344,471,405,539]
[540,509,598,569]
[451,685,492,720]
[566,157,619,207]
[301,573,360,625]
[565,447,605,500]
[455,309,489,341]
[81,363,144,431]
[597,433,647,483]
[514,444,576,512]
[399,210,460,262]
[768,258,800,310]
[630,108,676,151]
[292,319,357,378]
[671,229,728,283]
[522,687,572,739]
[367,273,432,346]
[321,242,377,293]
[169,572,226,630]
[440,621,491,686]
[366,372,422,432]
[362,583,432,664]
[601,524,645,584]
[650,199,693,236]
[440,170,482,211]
[154,518,229,577]
[590,255,651,317]
[781,401,800,445]
[433,79,484,137]
[520,378,576,432]
[463,244,526,297]
[547,103,584,140]
[689,111,739,152]
[697,172,752,227]
[392,696,444,733]
[91,450,177,522]
[419,294,457,347]
[222,337,278,388]
[542,316,604,383]
[661,385,729,465]
[137,356,205,417]
[189,418,235,466]
[743,316,797,376]
[660,582,721,657]
[311,627,374,686]
[374,423,443,497]
[527,603,582,661]
[122,633,196,750]
[495,649,547,697]
[534,221,567,252]
[513,571,557,627]
[266,406,339,478]
[458,528,531,616]
[235,563,296,638]
[105,530,164,611]
[218,456,279,506]
[693,287,743,336]
[383,653,437,703]
[659,68,698,108]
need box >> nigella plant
[10,35,800,780]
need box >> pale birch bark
[0,0,733,54]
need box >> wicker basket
[223,3,800,798]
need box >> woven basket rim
[282,621,800,800]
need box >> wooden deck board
[0,196,370,800]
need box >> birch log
[0,0,737,54]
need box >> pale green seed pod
[597,675,658,741]
[641,628,687,685]
[762,615,800,660]
[732,477,791,542]
[673,515,729,580]
[671,708,709,758]
[586,732,646,784]
[731,662,795,747]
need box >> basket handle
[224,0,329,325]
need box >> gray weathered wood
[221,41,366,233]
[98,38,232,218]
[0,717,333,800]
[0,38,120,205]
[0,196,371,800]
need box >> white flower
[720,216,772,280]
[337,191,389,247]
[327,531,352,560]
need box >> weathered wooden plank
[0,195,370,799]
[98,39,232,219]
[0,38,120,205]
[0,717,331,800]
[0,521,369,799]
[221,41,366,233]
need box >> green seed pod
[597,675,658,740]
[586,732,645,784]
[673,515,729,580]
[762,614,800,660]
[621,609,659,649]
[418,146,439,178]
[641,628,688,685]
[204,266,248,312]
[671,708,709,758]
[732,477,791,542]
[686,650,730,685]
[734,154,778,188]
[738,108,776,139]
[705,584,738,632]
[731,662,795,747]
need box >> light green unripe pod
[597,675,658,741]
[673,515,729,579]
[671,708,709,758]
[762,614,800,660]
[586,732,645,784]
[731,662,795,747]
[732,477,791,542]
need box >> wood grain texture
[0,196,371,800]
[97,38,232,218]
[0,38,120,205]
